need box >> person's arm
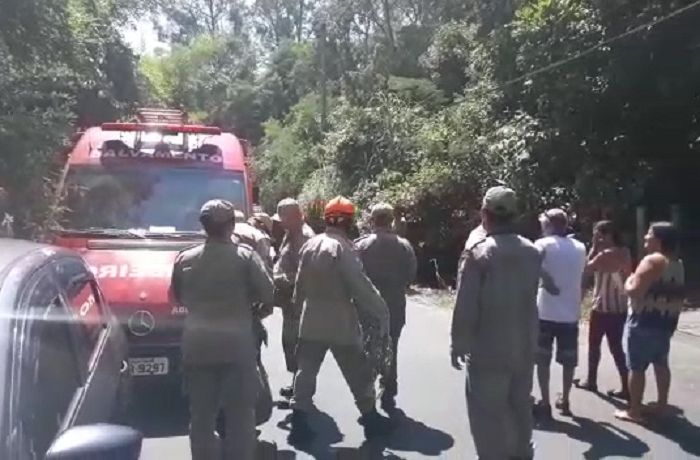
[339,245,390,335]
[248,251,275,315]
[625,254,666,299]
[169,254,184,306]
[292,247,309,308]
[451,248,483,370]
[537,246,560,295]
[405,241,418,286]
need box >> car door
[53,256,125,426]
[12,265,84,460]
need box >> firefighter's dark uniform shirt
[171,239,274,365]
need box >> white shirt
[535,235,586,323]
[464,224,487,250]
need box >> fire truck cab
[52,109,253,384]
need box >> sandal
[574,378,598,392]
[607,389,630,401]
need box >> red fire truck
[51,108,254,385]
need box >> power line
[470,0,700,94]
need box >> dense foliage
[4,0,700,276]
[0,0,142,236]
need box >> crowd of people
[170,185,685,460]
[452,186,685,459]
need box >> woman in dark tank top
[615,222,685,423]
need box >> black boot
[289,410,314,444]
[380,393,397,414]
[280,385,294,399]
[359,409,394,439]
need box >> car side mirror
[45,424,142,460]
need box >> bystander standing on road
[273,198,315,405]
[355,202,417,413]
[290,196,392,442]
[575,220,632,399]
[534,209,587,418]
[0,187,14,238]
[171,199,274,460]
[451,186,542,460]
[615,222,685,423]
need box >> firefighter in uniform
[355,203,417,412]
[273,198,315,402]
[171,199,274,460]
[290,196,393,441]
[451,187,542,460]
[234,210,273,269]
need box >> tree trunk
[381,0,396,50]
[296,0,304,42]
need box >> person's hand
[451,349,467,370]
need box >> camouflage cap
[277,197,301,215]
[200,199,236,224]
[482,186,518,216]
[370,202,394,221]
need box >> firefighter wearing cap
[273,198,315,402]
[290,196,392,441]
[233,210,273,270]
[354,202,416,412]
[450,186,543,460]
[171,199,274,460]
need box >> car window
[19,269,83,459]
[55,258,105,355]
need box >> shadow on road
[643,411,700,457]
[127,384,190,438]
[537,415,649,459]
[275,407,453,459]
[383,408,454,455]
[278,408,344,459]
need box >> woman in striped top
[576,221,631,399]
[615,222,685,423]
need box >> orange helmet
[324,196,356,218]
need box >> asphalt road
[131,295,700,459]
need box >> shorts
[625,324,672,372]
[537,320,579,367]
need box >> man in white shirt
[534,209,586,418]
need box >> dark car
[0,239,141,459]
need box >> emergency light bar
[101,122,221,135]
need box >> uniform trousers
[292,339,375,414]
[185,361,257,460]
[466,364,534,460]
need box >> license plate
[129,357,169,376]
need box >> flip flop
[573,378,598,392]
[614,409,645,423]
[607,389,630,401]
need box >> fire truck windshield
[60,165,246,233]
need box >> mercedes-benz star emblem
[128,310,156,337]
